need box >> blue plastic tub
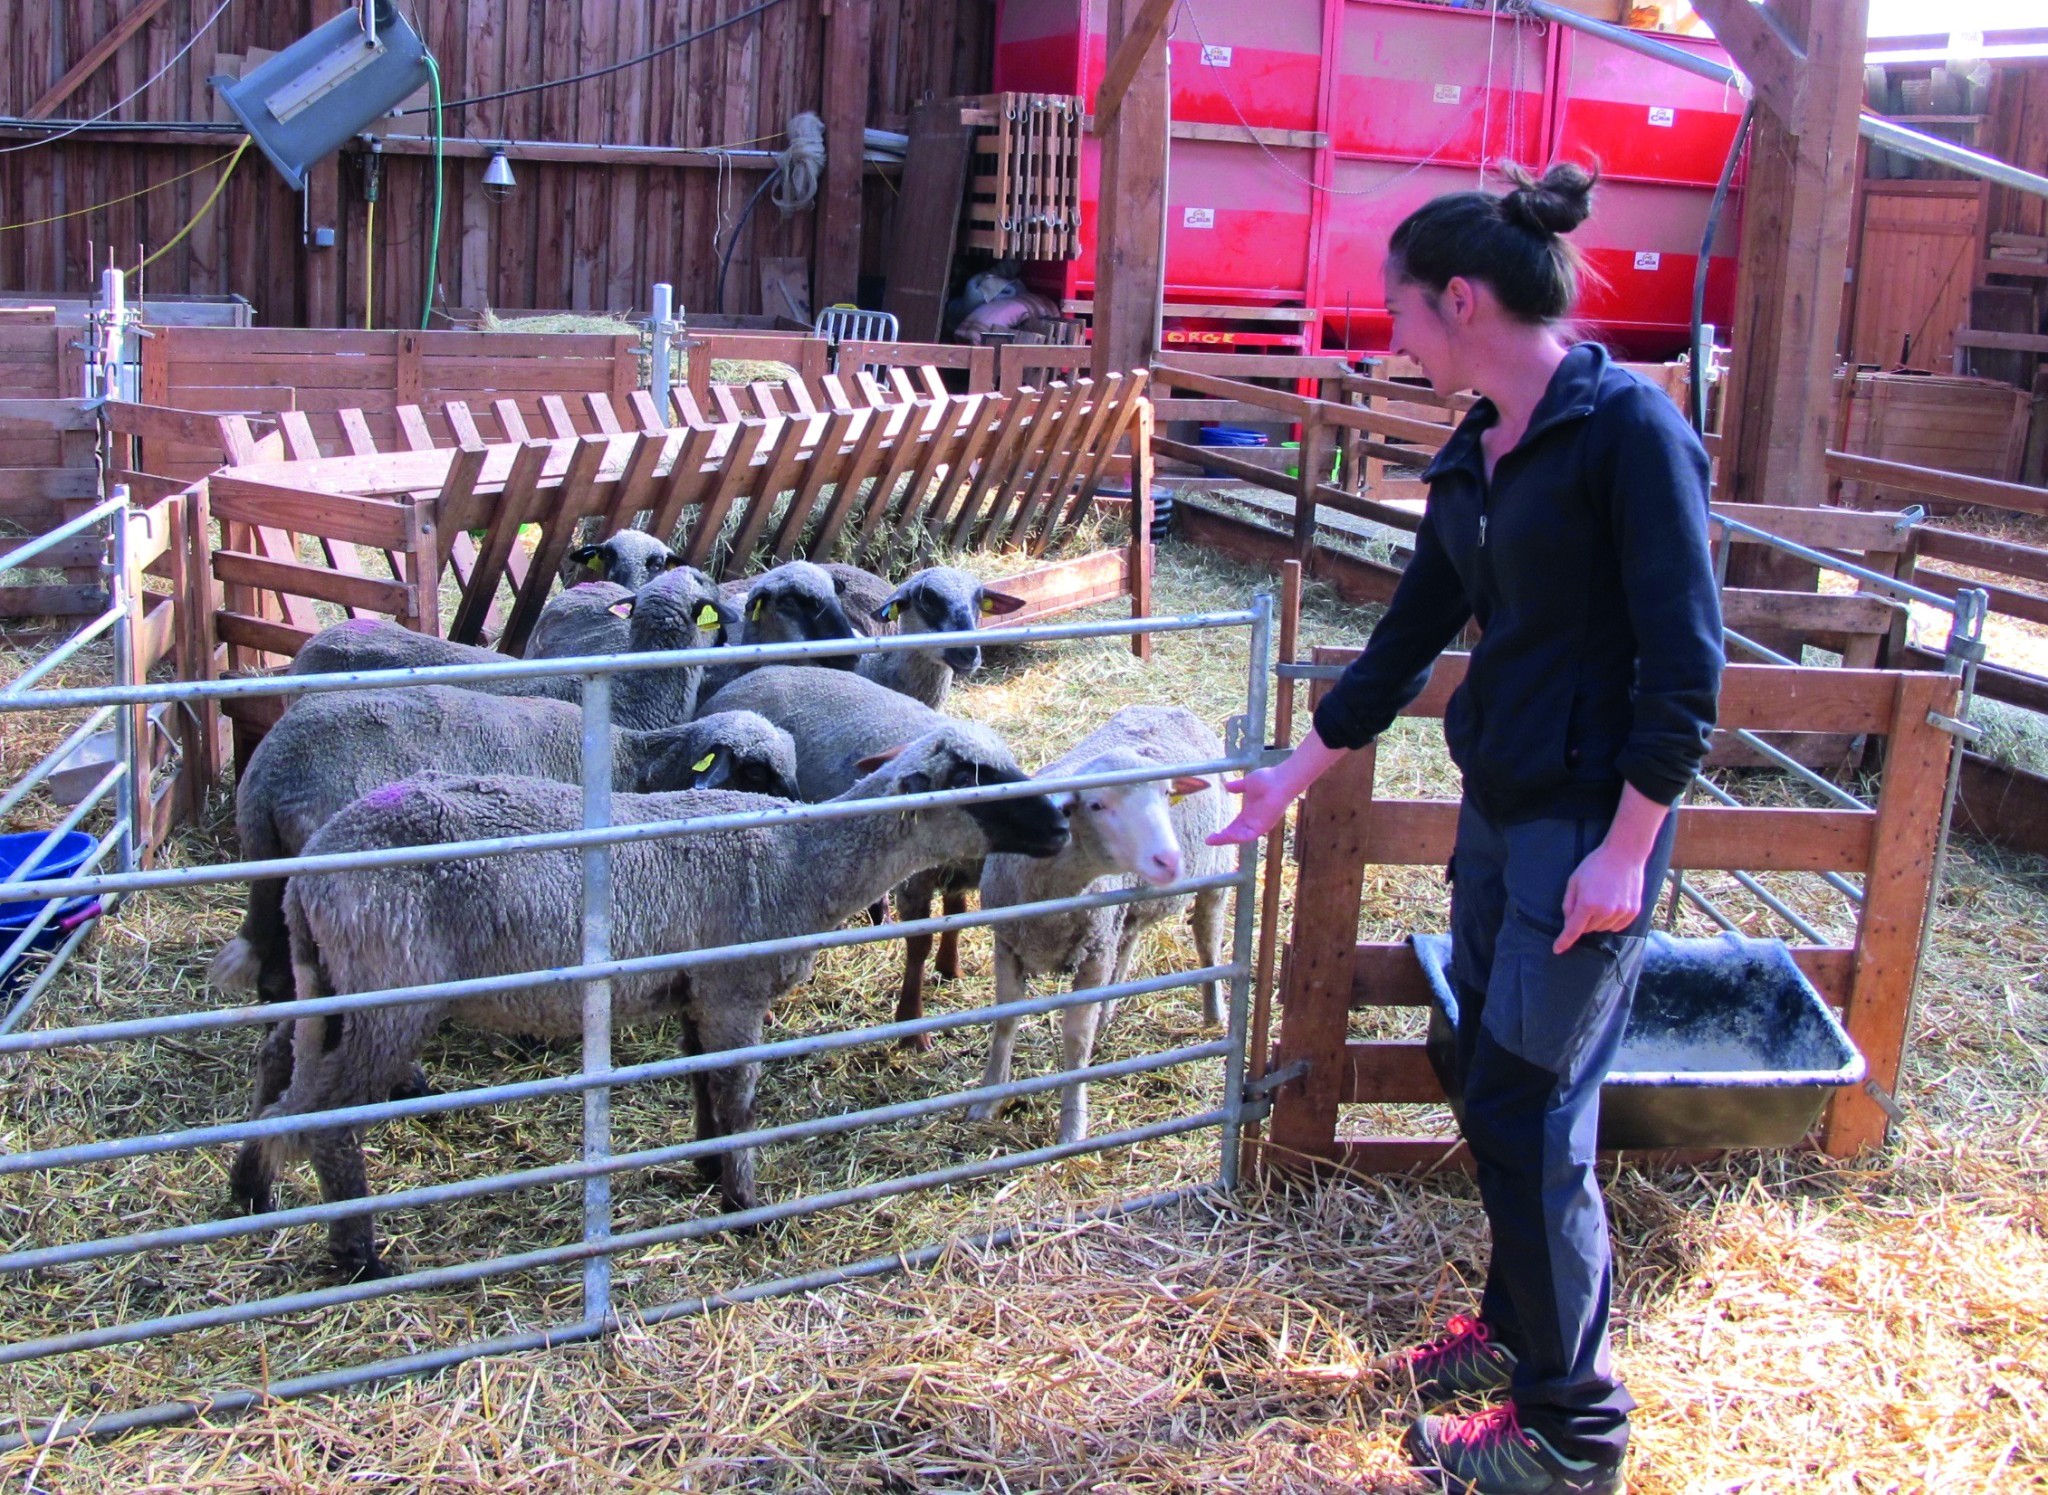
[0,830,96,921]
[1198,424,1270,479]
[1411,931,1867,1150]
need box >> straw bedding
[1,541,2043,1492]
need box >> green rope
[421,51,444,331]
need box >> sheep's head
[1048,748,1213,888]
[609,564,737,649]
[737,561,860,663]
[639,712,801,801]
[571,530,687,592]
[852,723,1068,859]
[873,566,1025,674]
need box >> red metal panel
[1569,178,1740,356]
[1331,0,1548,165]
[1317,158,1476,349]
[994,0,1086,94]
[1551,28,1745,186]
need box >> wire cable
[0,148,242,232]
[398,0,792,116]
[0,0,236,154]
[128,136,250,275]
[420,52,444,331]
[1689,100,1753,436]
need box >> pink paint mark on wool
[341,617,381,632]
[362,783,410,809]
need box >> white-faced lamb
[969,705,1231,1144]
[697,561,860,700]
[558,528,683,593]
[824,562,1026,708]
[699,664,1003,1041]
[209,686,801,1008]
[231,721,1068,1279]
[285,565,736,729]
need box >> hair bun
[1499,161,1597,238]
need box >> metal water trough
[1412,932,1867,1150]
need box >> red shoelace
[1436,1401,1526,1451]
[1407,1313,1493,1365]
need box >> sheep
[969,706,1231,1145]
[697,665,989,1042]
[522,581,632,661]
[230,721,1070,1279]
[209,687,802,1008]
[697,561,860,701]
[557,528,683,593]
[822,563,1027,708]
[285,565,737,730]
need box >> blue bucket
[1198,425,1270,479]
[0,830,96,921]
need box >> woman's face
[1383,267,1463,394]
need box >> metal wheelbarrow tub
[1411,931,1868,1151]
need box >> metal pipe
[0,603,122,698]
[2,1104,1227,1365]
[1218,588,1273,1191]
[1520,0,2048,202]
[0,820,120,1036]
[0,609,1260,714]
[0,703,119,825]
[0,1181,1213,1453]
[108,496,140,875]
[1724,626,1799,667]
[578,671,614,1328]
[0,493,121,575]
[2,1040,1229,1278]
[0,960,1242,1174]
[1689,773,1865,909]
[1714,514,1965,611]
[0,756,1248,904]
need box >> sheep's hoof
[389,1063,437,1102]
[227,1149,273,1217]
[964,1098,1002,1124]
[333,1248,392,1282]
[895,1030,934,1053]
[692,1157,724,1187]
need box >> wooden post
[813,0,874,311]
[1823,671,1958,1155]
[1242,556,1303,1167]
[301,157,341,328]
[1090,0,1169,382]
[1715,0,1868,546]
[1294,407,1335,562]
[1128,400,1154,660]
[1263,738,1378,1166]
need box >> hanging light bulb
[482,149,516,201]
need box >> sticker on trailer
[1634,251,1663,271]
[1434,83,1462,105]
[1200,44,1232,66]
[1183,207,1216,229]
[1647,106,1676,127]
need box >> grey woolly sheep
[558,528,683,593]
[209,687,801,1009]
[523,581,632,660]
[231,722,1069,1278]
[697,665,991,1041]
[821,563,1027,708]
[698,561,860,699]
[970,706,1231,1144]
[285,565,737,729]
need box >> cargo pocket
[1483,904,1645,1086]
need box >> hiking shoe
[1404,1404,1625,1495]
[1380,1314,1517,1403]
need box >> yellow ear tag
[691,752,718,774]
[749,598,764,622]
[586,555,605,572]
[979,596,997,615]
[696,603,721,628]
[1169,791,1188,805]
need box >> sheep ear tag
[691,752,718,773]
[875,601,899,622]
[585,555,606,573]
[1168,775,1210,803]
[696,603,721,628]
[608,599,635,618]
[749,598,764,622]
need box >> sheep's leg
[694,1003,768,1214]
[249,876,297,1008]
[1058,948,1119,1145]
[1191,887,1229,1027]
[966,944,1030,1122]
[228,1020,299,1215]
[893,888,935,1050]
[935,890,969,979]
[681,1013,723,1187]
[309,1126,387,1281]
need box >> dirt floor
[1,539,2043,1492]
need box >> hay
[2,542,2046,1492]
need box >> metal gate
[0,524,1272,1449]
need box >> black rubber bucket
[1412,931,1867,1150]
[1091,480,1174,541]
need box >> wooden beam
[25,0,172,119]
[1687,0,1807,124]
[813,0,875,310]
[1092,0,1170,381]
[1095,0,1178,128]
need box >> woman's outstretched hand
[1205,731,1352,847]
[1207,767,1297,845]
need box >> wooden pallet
[961,93,1083,262]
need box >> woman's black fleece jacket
[1311,343,1723,825]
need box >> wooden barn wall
[0,0,991,328]
[1985,60,2048,243]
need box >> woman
[1210,162,1722,1495]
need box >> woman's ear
[1441,275,1478,326]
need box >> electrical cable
[128,136,250,275]
[1689,100,1753,437]
[398,0,792,116]
[421,52,444,331]
[715,175,779,315]
[364,196,378,331]
[0,0,236,154]
[713,114,825,314]
[0,148,242,232]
